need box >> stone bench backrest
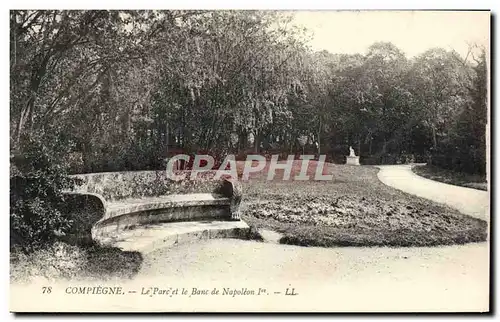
[71,170,227,202]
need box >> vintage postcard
[9,9,490,312]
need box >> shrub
[10,134,77,252]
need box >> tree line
[10,10,487,175]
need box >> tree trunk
[165,119,169,156]
[15,96,34,144]
[15,50,51,144]
[317,116,322,156]
[254,129,259,153]
[432,126,437,149]
[358,134,362,157]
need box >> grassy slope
[413,164,487,191]
[240,161,487,247]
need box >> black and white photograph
[8,8,490,313]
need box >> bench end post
[220,178,242,221]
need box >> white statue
[349,146,356,157]
[248,133,255,146]
[346,146,360,165]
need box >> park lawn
[240,161,488,247]
[413,164,487,191]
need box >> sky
[290,11,490,59]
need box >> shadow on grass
[67,236,144,281]
[10,237,144,284]
[84,246,143,281]
[244,225,265,242]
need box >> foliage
[10,10,487,173]
[10,133,76,252]
[429,49,487,175]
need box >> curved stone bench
[65,170,248,252]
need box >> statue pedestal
[346,156,360,165]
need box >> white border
[1,0,498,10]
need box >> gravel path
[115,165,490,312]
[377,164,489,221]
